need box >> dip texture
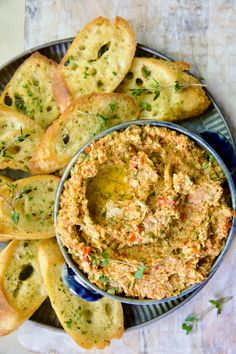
[57,125,232,300]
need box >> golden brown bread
[0,52,60,129]
[0,240,47,336]
[0,175,59,240]
[53,16,136,111]
[38,238,124,349]
[0,105,44,172]
[117,57,210,120]
[29,93,140,174]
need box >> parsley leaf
[182,322,193,335]
[139,101,152,112]
[209,299,222,315]
[11,211,19,225]
[99,275,109,283]
[175,80,181,93]
[101,252,109,267]
[65,319,72,328]
[109,101,117,113]
[135,262,146,279]
[130,88,150,97]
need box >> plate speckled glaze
[0,40,235,332]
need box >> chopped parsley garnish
[109,101,117,113]
[139,101,152,112]
[130,88,150,97]
[175,80,181,93]
[142,65,151,78]
[134,262,146,279]
[67,55,74,63]
[99,275,109,283]
[11,210,19,225]
[65,319,72,328]
[101,252,109,267]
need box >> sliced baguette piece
[0,105,44,172]
[0,175,59,240]
[29,93,140,174]
[38,238,124,349]
[0,240,47,336]
[53,16,136,111]
[117,57,211,121]
[0,52,60,129]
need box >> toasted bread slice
[0,105,44,172]
[0,175,59,240]
[0,240,47,335]
[29,93,140,174]
[0,52,60,129]
[38,239,124,349]
[53,16,136,111]
[117,57,210,121]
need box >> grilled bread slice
[0,240,47,336]
[0,105,44,172]
[38,238,124,349]
[29,93,140,174]
[0,175,59,241]
[53,16,136,111]
[117,57,210,121]
[0,52,60,129]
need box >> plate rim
[0,38,235,332]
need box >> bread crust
[53,16,136,111]
[38,239,124,349]
[0,240,47,336]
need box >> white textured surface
[0,0,25,66]
[0,0,236,353]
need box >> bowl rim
[54,119,236,305]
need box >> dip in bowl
[55,121,236,304]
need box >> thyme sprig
[130,79,207,101]
[182,296,233,334]
[0,183,32,224]
[0,127,30,159]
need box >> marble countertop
[0,1,236,353]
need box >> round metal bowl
[54,119,236,305]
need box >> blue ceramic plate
[0,39,235,331]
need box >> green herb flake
[130,88,150,97]
[99,275,109,283]
[112,71,117,76]
[175,80,181,93]
[182,322,193,335]
[142,65,151,78]
[67,55,74,63]
[65,319,72,328]
[109,101,117,113]
[101,252,109,267]
[135,262,146,279]
[139,101,152,112]
[11,211,19,225]
[209,299,222,315]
